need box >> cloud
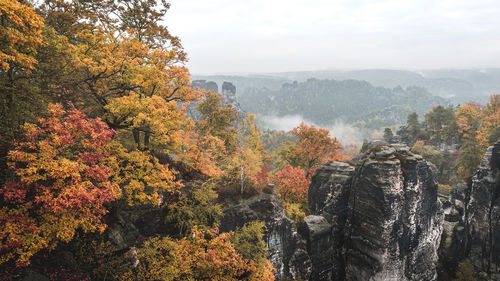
[166,0,500,74]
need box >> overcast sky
[166,0,500,74]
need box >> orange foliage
[456,102,483,140]
[288,123,348,177]
[273,164,310,204]
[478,94,500,147]
[0,0,45,72]
[123,227,274,281]
[0,103,120,266]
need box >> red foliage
[0,103,121,266]
[273,165,310,204]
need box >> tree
[407,112,420,140]
[277,123,346,178]
[455,103,483,181]
[383,128,394,142]
[105,141,180,206]
[196,90,238,151]
[0,0,45,72]
[0,0,47,181]
[38,0,197,151]
[233,114,267,194]
[478,95,500,147]
[121,227,273,281]
[425,105,456,143]
[273,164,310,205]
[0,103,120,266]
[232,221,275,281]
[454,259,476,281]
[165,182,222,237]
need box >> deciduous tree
[0,103,120,266]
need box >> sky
[166,0,500,74]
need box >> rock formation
[221,81,245,119]
[220,190,312,281]
[192,79,219,93]
[306,143,444,281]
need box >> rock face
[465,140,500,279]
[220,190,311,281]
[306,143,444,281]
[221,81,245,119]
[192,79,218,93]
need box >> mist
[260,114,364,146]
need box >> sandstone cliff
[220,191,312,281]
[307,143,443,281]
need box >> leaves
[0,0,45,72]
[122,227,274,281]
[0,103,120,266]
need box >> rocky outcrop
[220,190,311,281]
[306,143,443,281]
[221,82,245,119]
[192,79,218,93]
[107,206,163,250]
[466,140,500,279]
[437,140,500,280]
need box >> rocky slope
[441,140,500,280]
[306,143,444,281]
[220,190,312,281]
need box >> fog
[260,114,364,146]
[167,0,500,74]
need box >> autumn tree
[121,227,274,281]
[0,103,120,266]
[232,221,275,281]
[0,0,46,181]
[165,182,222,237]
[276,123,346,178]
[273,164,310,224]
[173,90,238,178]
[105,141,180,206]
[232,114,268,194]
[0,0,44,72]
[37,0,197,151]
[478,94,500,147]
[196,90,238,151]
[455,103,483,181]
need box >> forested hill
[238,78,448,129]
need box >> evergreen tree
[407,112,420,141]
[383,128,394,142]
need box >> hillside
[238,78,448,129]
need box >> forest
[1,0,499,281]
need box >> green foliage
[454,259,476,281]
[489,126,500,145]
[425,105,457,143]
[165,182,222,237]
[231,221,268,262]
[71,235,131,281]
[284,202,308,226]
[238,79,447,129]
[383,128,394,142]
[196,90,238,151]
[120,228,272,281]
[455,139,482,181]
